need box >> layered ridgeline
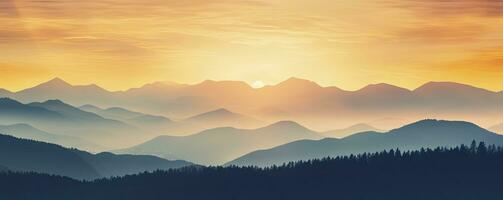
[0,123,102,151]
[115,121,323,165]
[183,108,265,130]
[80,105,267,135]
[79,104,183,134]
[2,77,503,130]
[228,120,503,167]
[2,144,503,200]
[0,98,143,149]
[322,123,384,138]
[0,134,192,180]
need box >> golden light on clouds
[0,0,502,91]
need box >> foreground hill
[2,144,503,200]
[0,134,192,180]
[116,121,323,165]
[228,119,503,167]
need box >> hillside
[228,119,503,166]
[115,121,322,165]
[0,98,143,149]
[2,144,503,200]
[0,134,192,180]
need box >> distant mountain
[0,123,102,152]
[0,89,12,98]
[322,123,384,138]
[0,134,193,180]
[79,104,184,135]
[115,121,323,165]
[3,78,503,131]
[184,108,265,129]
[227,119,503,167]
[80,105,144,120]
[14,78,114,105]
[0,98,143,149]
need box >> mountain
[79,104,183,135]
[3,78,503,131]
[0,123,102,152]
[0,89,12,98]
[0,134,193,180]
[413,82,502,111]
[0,98,143,149]
[184,108,265,129]
[115,121,323,165]
[14,78,114,105]
[72,151,192,178]
[80,105,144,120]
[0,133,100,179]
[322,123,384,138]
[227,119,503,167]
[4,144,503,200]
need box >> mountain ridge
[227,119,503,167]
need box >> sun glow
[251,80,265,89]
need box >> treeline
[2,141,503,200]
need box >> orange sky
[1,0,502,92]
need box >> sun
[251,80,265,89]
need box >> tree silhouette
[1,142,503,200]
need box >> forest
[1,141,502,200]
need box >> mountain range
[227,119,503,167]
[0,134,192,180]
[2,78,503,130]
[0,123,102,151]
[115,121,323,165]
[0,98,142,149]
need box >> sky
[0,0,502,92]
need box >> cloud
[386,0,503,17]
[0,0,19,17]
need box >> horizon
[2,0,503,92]
[2,76,502,93]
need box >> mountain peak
[261,120,310,131]
[197,80,251,88]
[414,82,494,94]
[390,119,494,137]
[0,97,22,105]
[275,77,321,88]
[80,104,102,110]
[189,108,239,120]
[211,108,232,114]
[42,77,72,87]
[42,99,66,105]
[357,83,410,93]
